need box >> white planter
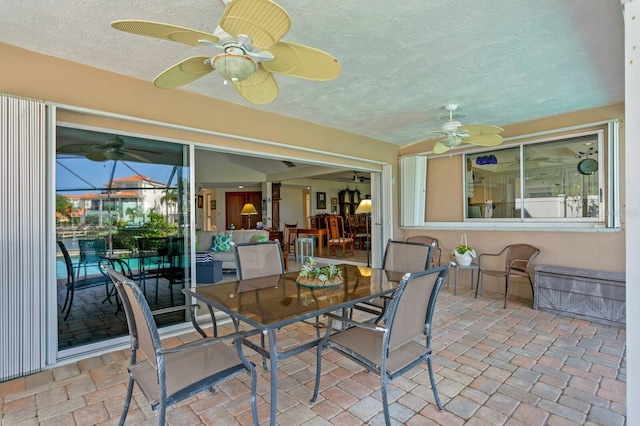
[453,250,475,266]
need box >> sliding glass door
[55,126,191,351]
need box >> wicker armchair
[475,243,540,308]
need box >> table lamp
[241,203,258,229]
[355,199,372,266]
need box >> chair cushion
[329,238,353,243]
[211,235,232,252]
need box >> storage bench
[534,264,625,327]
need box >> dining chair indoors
[57,240,112,320]
[106,268,258,426]
[348,215,369,250]
[475,243,540,308]
[311,265,450,426]
[325,215,355,258]
[284,222,298,258]
[406,235,442,267]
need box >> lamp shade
[241,203,258,215]
[355,199,372,214]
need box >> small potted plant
[452,234,476,266]
[296,258,344,287]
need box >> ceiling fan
[427,104,504,154]
[57,136,158,163]
[111,0,341,105]
[338,171,370,183]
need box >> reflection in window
[465,133,603,222]
[55,126,191,351]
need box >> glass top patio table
[183,264,405,426]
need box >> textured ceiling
[0,0,625,146]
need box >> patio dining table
[183,264,405,426]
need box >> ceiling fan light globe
[441,136,463,148]
[213,53,257,82]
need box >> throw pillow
[250,235,268,243]
[210,235,232,252]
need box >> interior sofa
[196,229,270,270]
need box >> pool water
[56,255,142,279]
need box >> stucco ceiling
[0,0,625,148]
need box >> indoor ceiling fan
[57,136,158,163]
[427,104,504,154]
[338,171,370,183]
[111,0,341,105]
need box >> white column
[623,0,639,423]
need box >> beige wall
[0,41,626,300]
[0,42,397,168]
[401,103,625,297]
[0,41,397,255]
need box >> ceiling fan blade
[120,152,152,163]
[86,152,108,162]
[57,143,100,154]
[153,56,213,88]
[466,134,504,147]
[111,20,219,46]
[261,41,341,81]
[219,0,290,50]
[231,66,278,104]
[459,124,504,137]
[433,141,451,154]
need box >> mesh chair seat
[130,342,248,407]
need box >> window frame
[459,120,620,230]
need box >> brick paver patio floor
[0,283,626,425]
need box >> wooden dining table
[295,228,327,256]
[183,264,405,426]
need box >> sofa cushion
[250,235,268,243]
[211,234,232,252]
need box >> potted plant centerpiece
[296,258,344,287]
[452,234,476,266]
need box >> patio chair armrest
[325,312,386,332]
[151,304,198,317]
[151,304,209,338]
[158,331,246,355]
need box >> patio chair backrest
[234,241,285,280]
[406,235,442,266]
[107,267,161,369]
[384,266,448,351]
[57,240,75,281]
[78,238,106,264]
[505,244,539,273]
[382,240,434,273]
